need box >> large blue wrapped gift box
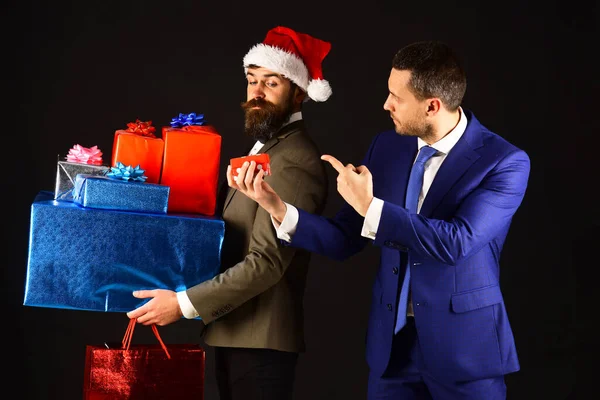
[24,191,224,313]
[73,174,170,214]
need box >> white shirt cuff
[176,290,199,319]
[273,202,298,243]
[361,197,384,240]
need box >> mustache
[241,98,276,111]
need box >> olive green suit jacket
[186,120,328,353]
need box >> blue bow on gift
[106,162,147,182]
[170,112,205,128]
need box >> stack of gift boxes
[24,113,225,313]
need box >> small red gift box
[230,153,271,177]
[111,120,164,184]
[160,124,221,215]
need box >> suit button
[387,304,392,311]
[392,267,398,274]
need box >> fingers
[234,161,266,194]
[321,155,359,174]
[355,165,370,175]
[127,295,157,325]
[132,290,154,299]
[126,304,146,320]
[136,314,154,325]
[253,169,265,191]
[226,165,237,188]
[243,161,257,188]
[128,290,154,319]
[234,161,254,189]
[321,155,345,173]
[234,161,247,188]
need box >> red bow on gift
[126,119,157,138]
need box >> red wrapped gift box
[111,120,164,184]
[160,125,221,215]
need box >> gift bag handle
[122,318,171,359]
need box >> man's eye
[266,82,278,88]
[248,81,257,85]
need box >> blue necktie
[394,145,438,334]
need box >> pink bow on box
[66,144,103,165]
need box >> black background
[4,1,586,399]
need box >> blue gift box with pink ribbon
[23,190,224,313]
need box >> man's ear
[426,98,442,115]
[295,87,307,105]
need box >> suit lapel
[419,115,483,217]
[222,142,254,212]
[214,178,230,216]
[222,185,236,212]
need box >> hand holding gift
[227,153,286,223]
[230,153,271,177]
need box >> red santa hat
[243,26,332,102]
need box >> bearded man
[127,26,331,400]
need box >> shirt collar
[284,111,302,127]
[251,111,303,153]
[417,106,467,155]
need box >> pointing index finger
[321,154,345,173]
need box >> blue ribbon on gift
[106,162,147,182]
[170,112,205,128]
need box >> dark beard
[241,97,294,143]
[394,115,435,141]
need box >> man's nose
[383,95,392,111]
[250,84,266,99]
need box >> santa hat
[243,26,332,102]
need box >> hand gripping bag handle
[122,318,171,359]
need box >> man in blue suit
[229,40,530,400]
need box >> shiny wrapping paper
[24,191,224,312]
[160,125,221,215]
[73,174,170,214]
[111,130,164,184]
[84,324,205,399]
[55,161,110,201]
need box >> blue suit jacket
[291,110,530,382]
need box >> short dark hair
[392,41,466,111]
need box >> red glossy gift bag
[83,319,205,399]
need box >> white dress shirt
[176,111,303,319]
[274,108,467,315]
